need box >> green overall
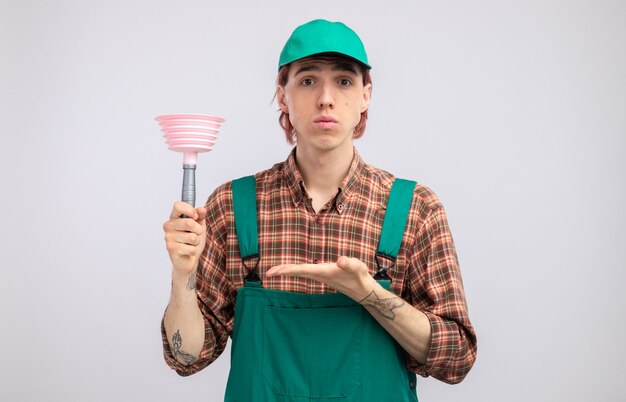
[224,176,419,402]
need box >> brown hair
[276,62,372,145]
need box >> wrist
[354,274,378,302]
[171,266,198,296]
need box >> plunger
[155,114,225,208]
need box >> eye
[301,78,314,86]
[338,78,352,86]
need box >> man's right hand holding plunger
[162,201,207,366]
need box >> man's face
[277,57,372,152]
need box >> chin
[295,129,352,151]
[315,137,353,153]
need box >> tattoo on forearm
[186,269,197,291]
[359,290,405,320]
[172,330,199,365]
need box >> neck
[295,144,354,195]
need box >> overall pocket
[262,304,363,399]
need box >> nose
[317,82,335,109]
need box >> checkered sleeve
[161,184,236,376]
[405,198,477,384]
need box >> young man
[162,19,476,401]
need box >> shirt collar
[284,147,306,207]
[283,147,365,212]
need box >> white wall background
[1,0,625,401]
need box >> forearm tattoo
[359,290,405,320]
[172,330,199,365]
[186,269,197,291]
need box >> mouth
[314,116,338,123]
[314,116,338,129]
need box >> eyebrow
[293,61,359,76]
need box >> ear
[277,86,289,113]
[360,83,372,113]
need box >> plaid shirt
[162,147,477,384]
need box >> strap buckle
[242,254,262,284]
[373,252,396,282]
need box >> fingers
[163,216,204,236]
[267,258,366,278]
[267,259,373,302]
[164,202,208,275]
[170,201,198,220]
[165,203,206,233]
[266,263,333,278]
[168,231,203,247]
[195,207,207,221]
[266,264,297,278]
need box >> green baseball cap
[278,19,371,71]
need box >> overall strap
[374,178,417,281]
[231,175,262,284]
[232,175,417,284]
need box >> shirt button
[409,381,416,389]
[315,217,322,224]
[337,203,344,212]
[313,258,320,264]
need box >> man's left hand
[266,256,376,301]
